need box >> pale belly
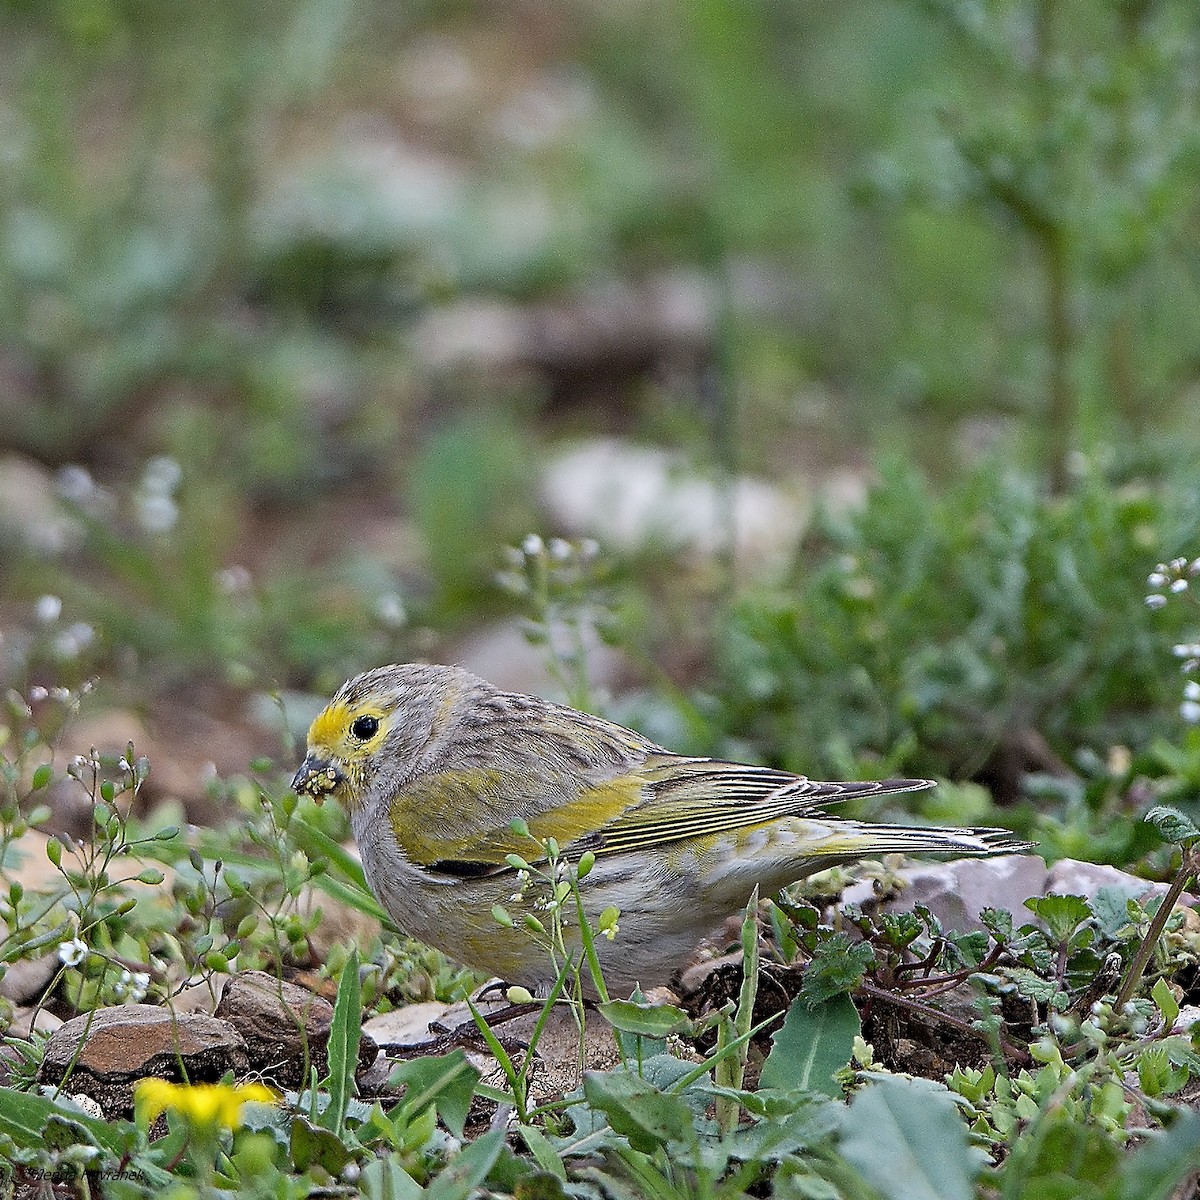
[352,808,733,994]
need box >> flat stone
[215,970,376,1087]
[839,855,1194,934]
[38,1004,247,1117]
[0,954,57,1005]
[1045,859,1191,906]
[0,453,81,555]
[367,988,618,1099]
[363,1001,455,1048]
[8,1006,63,1038]
[840,854,1050,932]
[450,617,626,701]
[541,437,808,581]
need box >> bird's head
[291,663,468,810]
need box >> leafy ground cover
[1,529,1199,1196]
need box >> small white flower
[56,464,96,503]
[1185,681,1200,701]
[522,533,545,557]
[35,594,62,624]
[1148,573,1167,588]
[215,565,252,594]
[579,537,600,561]
[28,685,48,702]
[1146,595,1168,609]
[1171,557,1188,572]
[142,455,182,494]
[54,622,95,660]
[135,493,179,534]
[1183,701,1200,724]
[548,537,572,561]
[375,593,407,628]
[1191,558,1200,576]
[1171,579,1189,593]
[58,937,88,968]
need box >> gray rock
[362,1000,455,1049]
[38,1004,248,1117]
[0,453,81,555]
[540,438,809,581]
[450,617,626,701]
[839,855,1192,934]
[0,954,57,1005]
[840,855,1050,932]
[215,970,376,1088]
[1044,859,1187,906]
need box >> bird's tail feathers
[817,822,1035,859]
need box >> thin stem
[857,979,1031,1066]
[1113,846,1198,1012]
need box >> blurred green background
[2,0,1200,863]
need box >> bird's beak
[291,754,347,804]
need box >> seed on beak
[291,755,346,803]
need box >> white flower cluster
[30,595,95,661]
[111,967,151,1002]
[135,455,182,534]
[1148,557,1200,723]
[1145,557,1200,608]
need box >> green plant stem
[1113,846,1198,1013]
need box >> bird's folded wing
[390,754,935,872]
[576,757,935,857]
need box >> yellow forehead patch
[308,701,352,751]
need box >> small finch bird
[292,663,1034,993]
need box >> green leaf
[599,999,692,1039]
[0,1087,171,1187]
[840,1075,985,1200]
[518,1124,568,1180]
[1024,894,1092,942]
[1151,978,1180,1030]
[773,1158,844,1199]
[1145,807,1200,847]
[583,1070,694,1153]
[319,944,361,1136]
[424,1127,506,1200]
[391,1050,480,1141]
[290,1114,354,1174]
[1003,967,1061,1004]
[0,1086,123,1154]
[1136,1048,1171,1098]
[1107,1108,1200,1200]
[359,1157,424,1200]
[760,994,860,1098]
[31,763,52,790]
[1000,1110,1120,1200]
[1092,887,1138,938]
[722,1100,840,1161]
[799,934,874,1006]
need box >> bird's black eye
[350,715,379,741]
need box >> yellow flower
[135,1078,275,1131]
